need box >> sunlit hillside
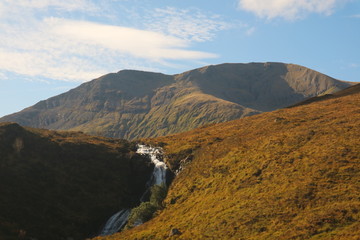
[98,84,360,239]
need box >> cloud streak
[49,18,216,60]
[2,0,98,11]
[144,7,231,42]
[0,2,221,82]
[238,0,349,20]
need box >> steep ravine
[0,123,154,240]
[99,145,169,236]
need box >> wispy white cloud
[350,14,360,18]
[49,18,216,60]
[0,47,106,81]
[0,2,221,82]
[2,0,98,12]
[144,7,231,42]
[349,63,359,68]
[0,71,8,80]
[238,0,350,20]
[245,26,256,36]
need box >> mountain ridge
[0,62,352,139]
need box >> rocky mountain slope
[0,62,352,139]
[0,123,153,240]
[99,84,360,239]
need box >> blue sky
[0,0,359,117]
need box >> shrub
[126,202,157,229]
[126,184,168,229]
[150,184,167,209]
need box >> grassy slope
[98,85,360,239]
[0,123,153,240]
[1,63,351,140]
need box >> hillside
[97,84,360,239]
[0,123,153,240]
[0,62,352,139]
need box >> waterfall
[99,209,130,236]
[137,144,167,187]
[99,144,167,236]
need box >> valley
[0,64,358,240]
[1,0,359,239]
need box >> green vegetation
[150,184,168,209]
[0,63,351,140]
[126,184,168,229]
[96,84,360,239]
[126,203,157,229]
[0,123,153,240]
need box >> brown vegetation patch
[99,84,360,239]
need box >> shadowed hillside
[0,123,153,240]
[0,63,351,139]
[98,84,360,239]
[288,83,360,108]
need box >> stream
[99,144,167,236]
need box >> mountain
[0,62,352,140]
[98,84,360,239]
[0,123,153,240]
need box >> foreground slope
[0,63,351,139]
[101,84,360,239]
[0,124,153,240]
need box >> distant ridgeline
[0,62,353,139]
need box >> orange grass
[97,85,360,239]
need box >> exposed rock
[169,228,182,237]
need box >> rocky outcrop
[168,228,182,237]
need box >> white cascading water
[100,209,130,236]
[137,144,167,186]
[99,145,167,236]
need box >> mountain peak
[0,62,353,139]
[116,69,164,74]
